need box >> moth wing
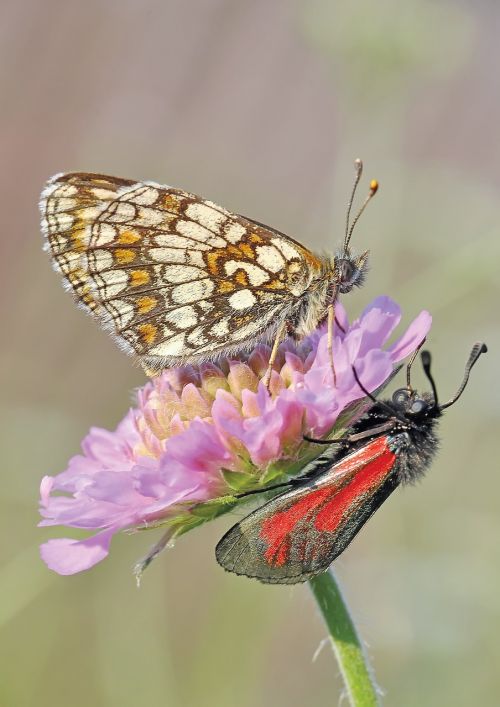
[215,436,399,584]
[41,172,323,370]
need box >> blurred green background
[1,1,499,705]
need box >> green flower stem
[309,570,380,707]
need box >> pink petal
[40,528,116,575]
[388,311,432,361]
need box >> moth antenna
[351,365,408,423]
[420,351,439,408]
[344,158,364,248]
[406,338,427,391]
[439,342,487,411]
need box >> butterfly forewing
[41,173,325,370]
[215,436,399,584]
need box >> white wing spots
[46,196,77,212]
[134,206,165,227]
[229,289,257,310]
[171,279,215,304]
[232,321,261,340]
[149,248,187,264]
[47,213,75,231]
[177,219,227,248]
[95,224,117,245]
[187,250,205,267]
[162,325,175,338]
[210,319,229,337]
[78,206,101,221]
[256,245,286,273]
[150,333,186,357]
[271,237,301,261]
[128,186,159,206]
[91,187,118,201]
[87,249,114,270]
[56,251,80,271]
[105,202,136,223]
[185,202,227,233]
[163,265,205,283]
[154,233,210,250]
[165,305,198,329]
[198,299,215,312]
[224,260,270,286]
[93,270,128,297]
[224,222,246,244]
[186,327,208,347]
[110,300,135,327]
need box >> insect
[40,162,377,384]
[215,342,487,584]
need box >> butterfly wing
[41,173,324,370]
[215,436,399,584]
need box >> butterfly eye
[339,259,354,284]
[392,389,410,406]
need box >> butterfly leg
[262,321,287,390]
[327,303,337,386]
[141,363,160,378]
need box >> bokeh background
[1,1,499,705]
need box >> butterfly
[40,161,377,383]
[215,342,486,584]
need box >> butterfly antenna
[344,161,379,250]
[406,338,427,391]
[439,342,487,411]
[344,159,364,247]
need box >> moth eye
[409,399,427,414]
[392,389,410,405]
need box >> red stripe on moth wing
[315,445,396,532]
[259,436,393,567]
[261,488,332,567]
[322,435,391,478]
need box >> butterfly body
[40,172,368,373]
[215,345,485,584]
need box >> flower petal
[40,528,116,574]
[388,310,432,361]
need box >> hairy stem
[309,570,380,706]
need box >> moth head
[391,387,434,418]
[395,342,487,420]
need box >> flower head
[39,296,431,575]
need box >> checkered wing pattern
[41,173,325,370]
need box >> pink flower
[39,296,431,575]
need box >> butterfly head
[334,249,369,293]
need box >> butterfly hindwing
[215,436,399,584]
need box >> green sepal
[221,468,258,492]
[189,495,238,519]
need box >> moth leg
[327,303,337,386]
[304,421,396,446]
[262,321,287,390]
